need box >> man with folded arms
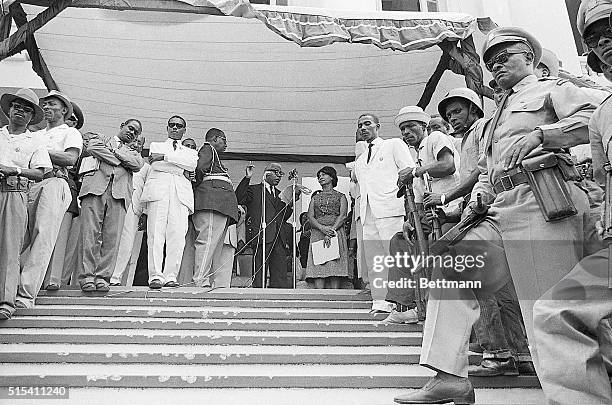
[78,119,144,291]
[0,89,52,319]
[141,116,198,289]
[17,90,82,309]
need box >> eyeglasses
[267,169,284,177]
[168,122,185,129]
[10,102,34,114]
[584,26,612,49]
[485,50,528,72]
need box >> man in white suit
[354,113,415,313]
[141,116,198,289]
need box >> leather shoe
[381,309,419,324]
[0,308,12,320]
[46,283,60,291]
[164,281,179,288]
[517,361,536,376]
[394,375,474,404]
[149,279,163,290]
[15,300,27,309]
[468,358,519,377]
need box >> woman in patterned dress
[305,166,349,289]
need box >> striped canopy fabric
[23,1,494,156]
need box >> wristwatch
[440,194,446,205]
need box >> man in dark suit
[235,162,299,288]
[77,119,144,292]
[192,128,239,288]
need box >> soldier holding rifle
[533,2,612,404]
[394,26,603,405]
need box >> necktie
[485,89,513,152]
[173,140,177,150]
[367,142,374,163]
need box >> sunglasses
[485,50,528,72]
[10,102,34,114]
[584,26,612,49]
[267,169,285,177]
[168,122,185,129]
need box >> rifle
[411,194,489,275]
[402,179,429,321]
[603,163,612,289]
[422,172,442,239]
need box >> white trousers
[362,204,404,302]
[18,178,70,307]
[146,190,189,284]
[110,205,140,285]
[43,212,74,287]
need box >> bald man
[236,162,298,288]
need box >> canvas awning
[5,0,495,157]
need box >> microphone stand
[261,173,267,289]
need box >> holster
[521,153,578,222]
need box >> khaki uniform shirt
[471,74,605,203]
[589,94,612,188]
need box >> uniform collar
[511,74,537,93]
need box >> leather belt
[493,169,528,194]
[43,167,69,181]
[201,175,232,184]
[0,176,29,192]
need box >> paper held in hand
[311,235,340,265]
[78,156,99,176]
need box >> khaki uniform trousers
[0,191,28,315]
[420,184,599,378]
[192,210,229,288]
[534,248,612,405]
[18,178,70,307]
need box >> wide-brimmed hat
[70,101,84,129]
[394,106,431,128]
[0,88,44,124]
[40,90,74,120]
[482,26,542,68]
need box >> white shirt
[0,126,52,171]
[35,123,82,154]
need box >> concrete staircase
[0,288,544,404]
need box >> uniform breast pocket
[508,97,546,113]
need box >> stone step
[0,364,540,389]
[0,343,427,364]
[38,287,373,301]
[22,387,545,405]
[0,328,422,346]
[36,296,372,309]
[3,316,422,332]
[20,305,391,321]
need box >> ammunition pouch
[521,153,578,222]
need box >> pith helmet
[437,88,484,119]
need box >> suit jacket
[354,137,415,220]
[78,134,144,207]
[235,177,292,247]
[140,139,198,213]
[193,143,239,224]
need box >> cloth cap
[394,106,430,128]
[482,26,542,67]
[577,0,612,37]
[437,87,484,119]
[538,48,560,77]
[40,90,74,120]
[0,88,44,124]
